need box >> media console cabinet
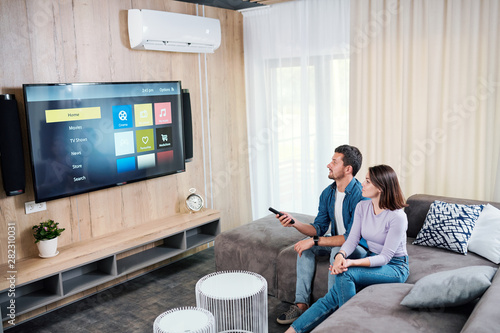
[0,209,220,331]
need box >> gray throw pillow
[401,266,498,308]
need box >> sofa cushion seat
[311,283,475,333]
[406,238,498,284]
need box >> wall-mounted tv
[23,81,186,203]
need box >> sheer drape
[243,0,350,218]
[350,0,500,201]
[496,154,500,201]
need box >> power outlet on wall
[25,201,47,214]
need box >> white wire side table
[195,270,268,333]
[153,306,215,333]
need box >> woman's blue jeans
[291,255,409,333]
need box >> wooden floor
[6,246,290,333]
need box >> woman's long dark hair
[368,165,407,210]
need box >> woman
[285,164,409,333]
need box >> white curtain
[350,0,500,201]
[242,0,351,219]
[496,152,500,202]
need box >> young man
[274,145,368,325]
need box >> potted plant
[32,219,65,258]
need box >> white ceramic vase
[37,237,59,258]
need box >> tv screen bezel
[23,81,186,203]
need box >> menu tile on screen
[157,150,174,164]
[116,156,136,173]
[114,131,135,156]
[113,104,133,129]
[154,102,172,125]
[134,103,153,127]
[137,153,156,169]
[155,127,173,149]
[135,129,154,153]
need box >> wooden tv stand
[0,209,220,331]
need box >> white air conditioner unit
[128,9,221,53]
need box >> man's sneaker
[276,304,304,325]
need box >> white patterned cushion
[413,200,484,254]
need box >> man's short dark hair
[335,145,362,176]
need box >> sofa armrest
[461,268,500,333]
[214,212,314,296]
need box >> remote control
[269,207,295,224]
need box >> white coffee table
[196,270,268,333]
[153,306,215,333]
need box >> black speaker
[0,94,25,196]
[182,89,193,162]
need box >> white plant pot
[37,237,59,258]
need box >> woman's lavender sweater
[341,200,408,267]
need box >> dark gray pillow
[401,266,498,308]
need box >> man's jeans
[292,255,410,333]
[294,245,368,305]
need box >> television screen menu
[24,82,185,202]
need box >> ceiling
[176,0,293,11]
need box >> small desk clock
[186,188,204,212]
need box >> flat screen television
[23,81,186,203]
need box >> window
[267,56,349,215]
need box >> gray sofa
[215,194,500,332]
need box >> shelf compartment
[186,219,220,249]
[116,232,185,276]
[61,257,115,296]
[0,275,61,319]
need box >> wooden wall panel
[0,0,251,265]
[204,6,252,231]
[0,0,36,263]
